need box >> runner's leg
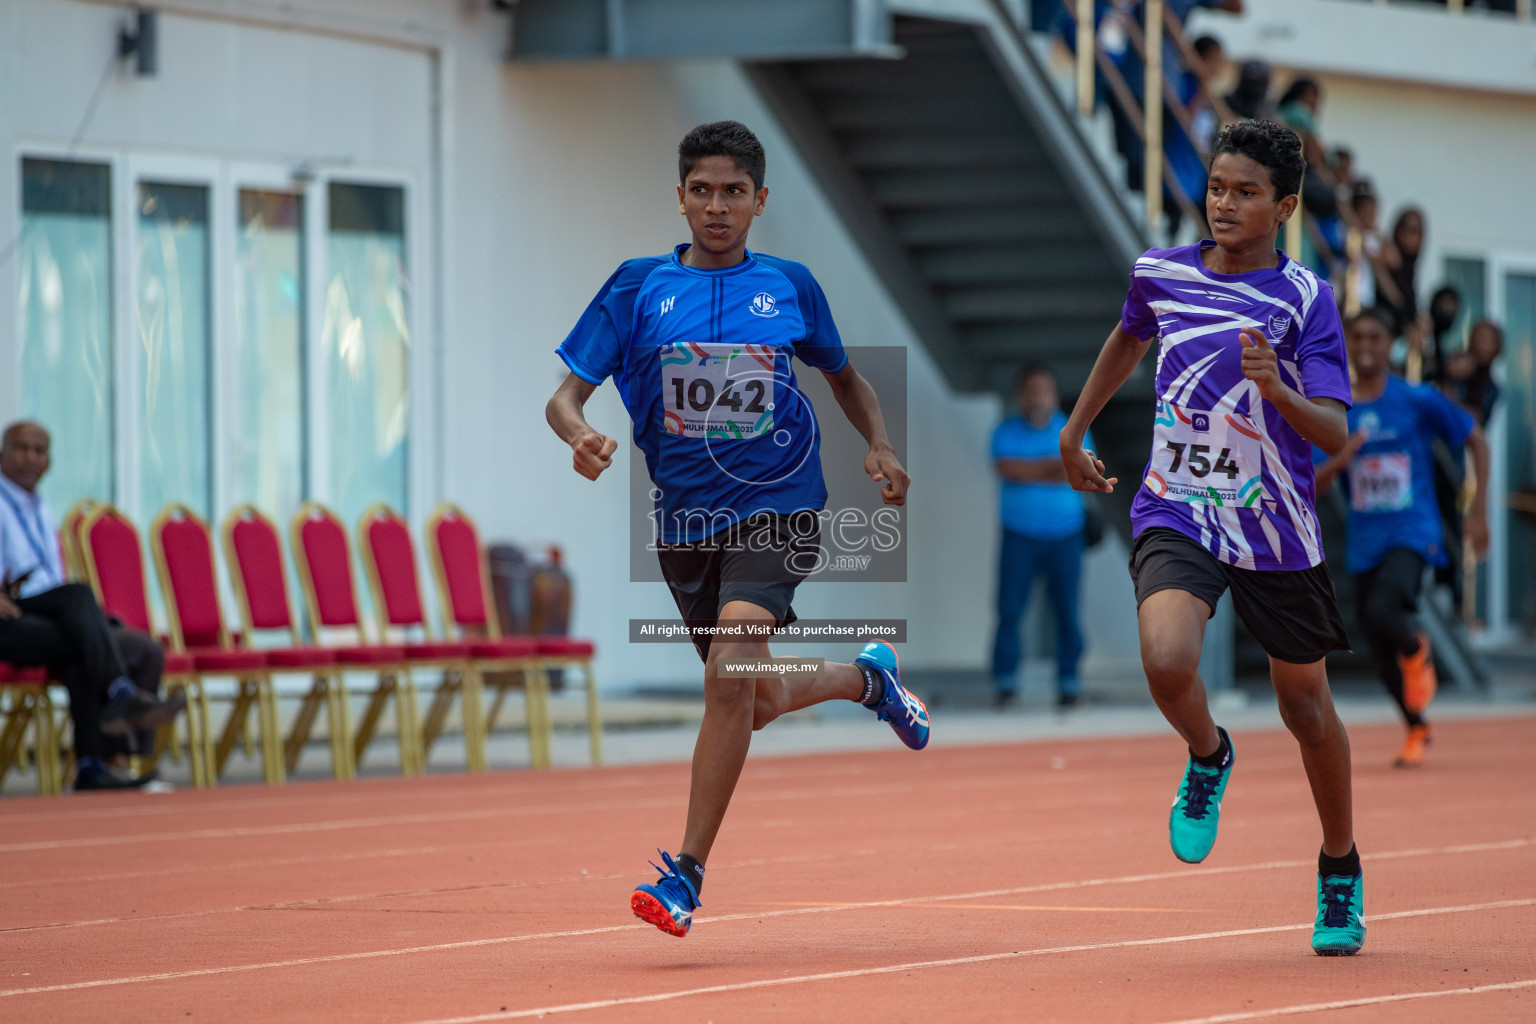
[1269,656,1354,857]
[678,600,775,865]
[1354,549,1427,727]
[1138,588,1221,757]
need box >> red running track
[2,716,1534,1022]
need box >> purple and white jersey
[1121,242,1351,571]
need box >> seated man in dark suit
[0,421,183,790]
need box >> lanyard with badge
[0,484,53,596]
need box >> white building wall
[5,0,1144,692]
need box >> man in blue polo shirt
[991,365,1094,708]
[1315,308,1489,767]
[545,121,930,938]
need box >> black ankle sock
[675,853,705,897]
[1318,844,1360,878]
[856,663,885,708]
[1192,726,1232,769]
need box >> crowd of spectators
[1036,0,1504,426]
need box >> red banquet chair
[221,505,357,779]
[154,502,356,784]
[357,504,507,772]
[60,498,99,582]
[290,502,423,775]
[425,503,600,766]
[0,664,63,795]
[77,504,212,786]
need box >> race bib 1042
[1350,452,1412,512]
[1143,401,1267,507]
[659,342,778,440]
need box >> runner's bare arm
[1060,323,1153,493]
[1313,431,1367,494]
[823,363,909,506]
[546,372,619,481]
[1465,424,1491,560]
[1239,326,1349,454]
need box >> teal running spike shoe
[1311,871,1366,956]
[631,851,700,937]
[856,641,929,750]
[1168,728,1233,864]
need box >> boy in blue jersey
[1315,308,1489,767]
[1059,120,1366,954]
[545,122,929,938]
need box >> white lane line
[2,837,1527,940]
[0,774,661,827]
[0,842,965,936]
[402,900,1536,1024]
[0,798,679,853]
[0,838,1529,999]
[0,770,1093,853]
[1153,978,1536,1024]
[5,836,1525,938]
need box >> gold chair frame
[290,501,423,776]
[221,505,356,781]
[0,677,63,795]
[79,504,213,788]
[149,504,282,785]
[425,503,600,767]
[357,503,489,773]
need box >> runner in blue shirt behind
[545,122,929,938]
[1315,307,1489,767]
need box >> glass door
[228,171,309,530]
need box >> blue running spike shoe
[1168,729,1234,864]
[1312,870,1366,956]
[631,851,700,938]
[857,641,929,750]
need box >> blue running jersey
[1122,242,1352,571]
[1329,376,1474,574]
[558,245,848,543]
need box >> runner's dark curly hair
[1209,119,1305,199]
[678,121,766,192]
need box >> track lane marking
[399,900,1536,1023]
[1,841,1530,999]
[762,902,1204,913]
[0,771,1136,853]
[1153,977,1536,1023]
[1,837,1527,938]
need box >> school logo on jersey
[1267,313,1291,340]
[749,292,779,318]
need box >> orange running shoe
[1394,723,1432,767]
[1399,632,1438,715]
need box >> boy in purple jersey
[1060,121,1366,955]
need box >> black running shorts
[656,511,821,662]
[1128,526,1351,664]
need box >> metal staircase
[744,11,1152,530]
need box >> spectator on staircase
[1224,59,1272,121]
